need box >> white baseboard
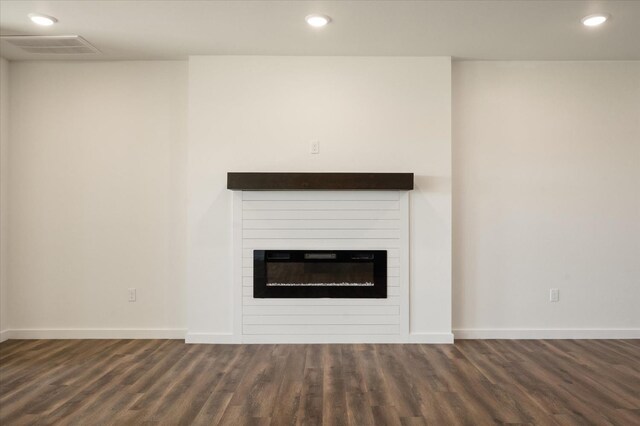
[187,333,455,344]
[241,334,405,344]
[185,332,235,344]
[4,328,187,340]
[454,328,640,340]
[0,329,12,343]
[8,328,634,343]
[408,332,455,344]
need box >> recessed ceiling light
[305,14,331,28]
[28,13,58,26]
[581,14,609,27]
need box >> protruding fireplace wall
[187,56,452,343]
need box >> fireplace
[253,250,387,298]
[224,176,415,343]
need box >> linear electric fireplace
[253,250,387,298]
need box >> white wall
[188,57,452,342]
[7,61,188,337]
[453,61,640,338]
[0,57,9,339]
[7,57,636,342]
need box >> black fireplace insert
[253,250,387,298]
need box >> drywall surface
[0,57,9,337]
[8,61,188,335]
[453,61,640,336]
[188,56,452,341]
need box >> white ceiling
[1,1,639,61]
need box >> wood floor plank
[321,345,347,426]
[296,365,323,425]
[375,345,425,418]
[0,339,638,425]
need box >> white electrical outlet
[310,140,320,154]
[128,288,136,302]
[549,288,559,302]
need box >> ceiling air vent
[0,35,100,54]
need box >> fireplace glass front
[253,250,387,298]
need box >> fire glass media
[253,250,387,298]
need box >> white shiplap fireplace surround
[220,172,453,344]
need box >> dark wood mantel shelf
[227,172,413,191]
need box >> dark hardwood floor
[0,339,638,425]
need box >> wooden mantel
[227,172,414,191]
